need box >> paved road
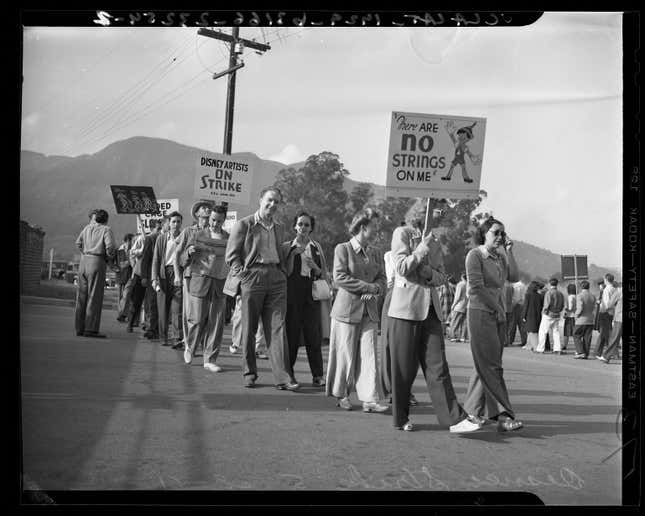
[20,302,622,505]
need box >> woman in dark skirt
[521,281,544,351]
[461,216,523,433]
[562,283,577,352]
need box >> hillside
[20,137,620,282]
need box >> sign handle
[422,198,431,236]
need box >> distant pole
[223,26,240,156]
[573,254,578,287]
[48,248,54,280]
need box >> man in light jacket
[598,283,622,364]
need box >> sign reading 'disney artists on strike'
[138,199,179,234]
[386,112,486,200]
[194,151,253,205]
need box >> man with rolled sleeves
[74,209,116,338]
[223,187,295,390]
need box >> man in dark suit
[127,219,162,338]
[151,212,183,347]
[223,187,295,390]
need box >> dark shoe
[76,331,84,336]
[244,377,256,388]
[441,176,451,181]
[171,342,184,350]
[464,178,474,183]
[162,340,173,347]
[497,418,523,432]
[144,331,158,339]
[255,351,269,360]
[312,377,326,387]
[84,332,107,338]
[409,394,419,406]
[126,326,133,333]
[116,315,127,323]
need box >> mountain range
[20,136,620,282]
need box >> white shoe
[362,402,389,413]
[183,348,192,364]
[204,363,223,372]
[229,345,238,354]
[450,418,483,433]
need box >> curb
[20,296,119,310]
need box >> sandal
[497,418,523,432]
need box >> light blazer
[387,226,446,322]
[451,280,468,313]
[223,213,288,296]
[330,241,386,324]
[151,232,177,284]
[574,290,596,325]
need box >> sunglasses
[490,229,506,239]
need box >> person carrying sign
[181,206,230,371]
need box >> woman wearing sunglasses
[282,212,329,387]
[454,216,523,433]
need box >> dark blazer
[133,232,159,281]
[223,214,288,297]
[521,290,543,333]
[330,240,386,324]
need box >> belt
[249,262,280,268]
[83,252,104,257]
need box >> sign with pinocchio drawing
[386,112,486,200]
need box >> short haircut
[123,233,134,243]
[167,211,182,220]
[527,281,538,292]
[212,205,228,215]
[94,209,109,224]
[549,278,559,287]
[604,273,615,283]
[596,278,605,286]
[148,218,163,230]
[404,199,427,229]
[349,207,379,236]
[580,280,590,289]
[473,216,503,246]
[567,283,577,295]
[461,273,467,281]
[259,187,283,202]
[293,212,315,232]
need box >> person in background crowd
[282,212,329,387]
[521,281,543,352]
[124,231,145,328]
[174,200,214,353]
[536,278,565,354]
[461,216,522,433]
[598,282,622,364]
[437,276,455,338]
[502,280,514,347]
[181,207,230,371]
[326,208,388,413]
[151,212,184,348]
[126,219,162,338]
[450,273,468,343]
[561,283,577,352]
[595,273,616,358]
[508,279,528,347]
[224,188,295,390]
[388,202,479,433]
[573,280,596,359]
[116,233,134,323]
[74,208,116,338]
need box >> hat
[191,200,214,219]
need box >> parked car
[64,262,80,284]
[41,261,67,280]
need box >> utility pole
[197,28,271,155]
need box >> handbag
[312,278,332,301]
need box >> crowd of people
[73,191,623,434]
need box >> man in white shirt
[151,212,184,347]
[507,279,528,347]
[595,273,617,357]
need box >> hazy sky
[21,12,623,268]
